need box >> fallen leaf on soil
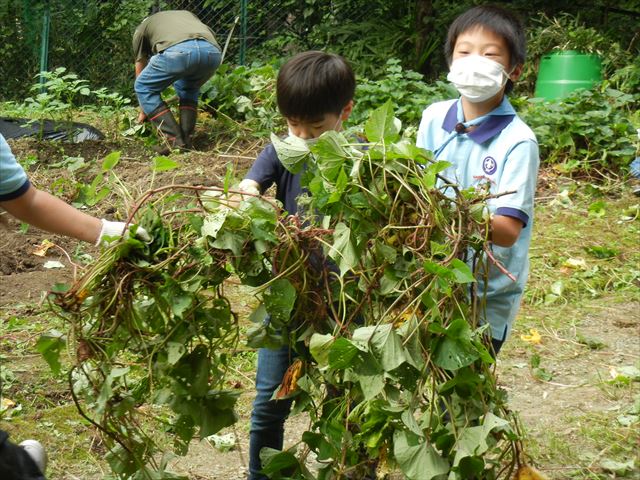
[1,398,16,410]
[520,329,542,344]
[32,239,55,257]
[43,260,65,269]
[515,465,550,480]
[206,433,236,452]
[562,257,587,270]
[601,458,636,475]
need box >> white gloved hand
[96,219,151,246]
[238,179,260,197]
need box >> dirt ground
[1,136,638,479]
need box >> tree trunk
[414,0,434,75]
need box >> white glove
[238,179,260,196]
[96,219,151,246]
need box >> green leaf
[92,186,110,204]
[459,456,485,476]
[393,430,449,479]
[167,342,186,365]
[201,209,232,238]
[433,319,479,370]
[328,222,358,274]
[423,259,454,280]
[438,366,482,397]
[421,160,452,189]
[450,258,475,283]
[328,337,359,370]
[327,167,349,203]
[246,198,278,243]
[261,447,300,475]
[223,162,234,193]
[346,352,385,400]
[309,333,334,367]
[365,100,400,144]
[211,230,245,256]
[302,431,339,461]
[152,155,179,172]
[374,241,397,263]
[199,391,239,437]
[263,279,297,326]
[171,294,193,318]
[101,150,121,171]
[390,140,432,163]
[588,200,607,218]
[452,413,510,466]
[191,351,212,397]
[379,267,402,295]
[312,130,352,181]
[401,409,422,436]
[352,324,406,372]
[36,330,66,375]
[110,367,130,378]
[271,132,309,174]
[584,245,618,259]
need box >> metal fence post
[239,0,247,65]
[39,0,51,93]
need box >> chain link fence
[1,0,387,102]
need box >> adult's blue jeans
[249,345,295,480]
[134,39,221,114]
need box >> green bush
[517,87,638,173]
[351,59,455,129]
[200,63,281,136]
[200,59,456,138]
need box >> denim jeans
[249,345,296,480]
[134,39,221,114]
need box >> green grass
[525,183,639,308]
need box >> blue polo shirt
[0,134,31,201]
[417,97,539,340]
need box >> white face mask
[447,55,511,103]
[287,111,344,145]
[287,128,319,145]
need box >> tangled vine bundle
[50,103,530,479]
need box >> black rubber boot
[147,102,185,154]
[179,100,198,149]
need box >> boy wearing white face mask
[417,5,539,355]
[240,51,355,480]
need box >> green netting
[0,0,375,101]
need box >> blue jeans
[134,39,221,114]
[249,345,295,480]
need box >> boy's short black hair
[445,5,526,93]
[277,51,355,121]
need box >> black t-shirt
[244,143,305,215]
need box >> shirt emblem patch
[482,156,497,175]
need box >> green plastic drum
[534,50,602,100]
